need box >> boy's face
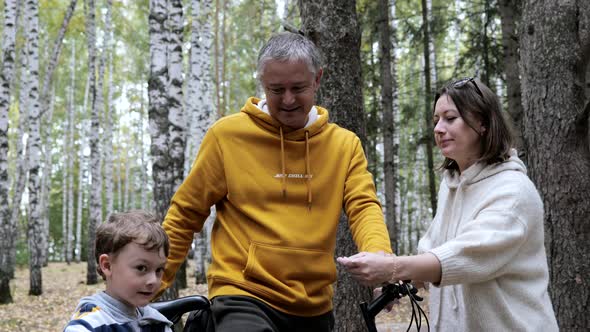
[100,242,167,308]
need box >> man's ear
[99,254,113,277]
[314,68,323,87]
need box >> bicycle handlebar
[149,295,210,324]
[360,281,423,332]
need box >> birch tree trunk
[62,131,68,261]
[378,0,398,253]
[40,87,55,266]
[103,0,114,215]
[66,43,76,264]
[75,73,90,263]
[75,134,85,263]
[10,30,30,275]
[139,94,148,210]
[0,0,19,304]
[85,0,100,285]
[188,0,214,283]
[299,1,370,330]
[168,0,187,291]
[420,0,437,217]
[24,0,43,296]
[186,0,214,172]
[149,0,182,300]
[124,154,130,210]
[520,1,590,329]
[40,0,78,111]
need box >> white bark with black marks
[86,0,101,285]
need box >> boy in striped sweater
[64,210,172,332]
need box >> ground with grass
[0,262,428,331]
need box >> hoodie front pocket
[243,241,336,305]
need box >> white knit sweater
[418,151,558,331]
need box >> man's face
[260,59,322,130]
[101,242,167,308]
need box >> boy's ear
[98,254,113,277]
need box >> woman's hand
[336,252,396,286]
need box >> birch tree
[187,0,215,283]
[65,42,76,263]
[86,0,101,285]
[24,0,43,296]
[76,74,91,263]
[40,87,55,266]
[148,0,187,299]
[40,0,78,111]
[168,0,187,290]
[103,0,114,215]
[0,0,19,304]
[10,28,30,276]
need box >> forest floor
[0,261,428,332]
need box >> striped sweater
[64,291,172,332]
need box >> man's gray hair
[256,32,323,80]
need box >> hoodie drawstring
[278,127,312,210]
[305,131,312,210]
[280,127,287,198]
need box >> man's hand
[336,252,395,286]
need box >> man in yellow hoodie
[158,32,392,332]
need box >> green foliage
[15,236,29,266]
[222,0,282,114]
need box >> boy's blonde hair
[95,210,169,279]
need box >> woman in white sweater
[337,78,558,331]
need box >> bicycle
[360,281,429,332]
[151,282,428,332]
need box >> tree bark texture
[104,0,114,215]
[40,88,55,266]
[66,44,76,264]
[378,0,398,254]
[149,0,188,299]
[10,29,30,276]
[86,0,100,285]
[498,0,524,153]
[299,1,371,330]
[0,0,19,304]
[186,0,214,176]
[520,1,590,329]
[24,0,43,296]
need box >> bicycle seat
[150,295,210,324]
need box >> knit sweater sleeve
[344,136,392,254]
[429,181,538,286]
[158,128,227,295]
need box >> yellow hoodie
[160,97,392,316]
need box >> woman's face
[433,94,484,172]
